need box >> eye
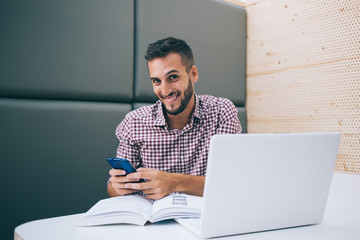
[151,78,161,85]
[168,74,179,81]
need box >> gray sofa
[0,0,246,238]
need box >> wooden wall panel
[245,0,360,174]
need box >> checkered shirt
[115,94,242,176]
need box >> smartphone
[107,157,145,182]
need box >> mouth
[163,93,179,104]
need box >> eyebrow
[165,70,180,76]
[150,70,180,81]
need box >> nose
[160,81,173,97]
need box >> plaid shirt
[115,94,242,176]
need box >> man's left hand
[125,168,179,200]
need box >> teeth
[169,95,177,101]
[165,94,178,102]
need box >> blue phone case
[107,157,137,174]
[107,157,145,183]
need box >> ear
[190,65,199,83]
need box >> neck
[165,94,195,130]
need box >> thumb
[136,167,154,172]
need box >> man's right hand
[107,169,140,197]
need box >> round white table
[15,173,360,240]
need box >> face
[148,53,198,116]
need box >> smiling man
[107,37,242,200]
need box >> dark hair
[145,37,194,72]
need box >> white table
[15,173,360,240]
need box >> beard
[163,78,194,116]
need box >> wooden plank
[246,0,360,174]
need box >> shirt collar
[154,100,166,126]
[153,94,203,127]
[192,94,203,120]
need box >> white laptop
[177,132,341,238]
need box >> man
[108,37,242,200]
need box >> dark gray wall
[0,0,246,238]
[0,0,134,101]
[0,1,134,239]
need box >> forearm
[173,173,205,197]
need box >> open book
[76,194,202,226]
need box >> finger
[111,175,131,183]
[125,172,142,180]
[126,171,144,178]
[136,167,154,172]
[109,169,126,176]
[142,189,157,195]
[110,169,126,176]
[125,182,152,190]
[111,182,128,189]
[127,171,153,180]
[112,181,142,192]
[126,178,141,182]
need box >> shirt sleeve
[216,99,242,135]
[115,115,142,168]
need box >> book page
[76,195,153,226]
[150,194,202,223]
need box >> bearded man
[108,37,242,200]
